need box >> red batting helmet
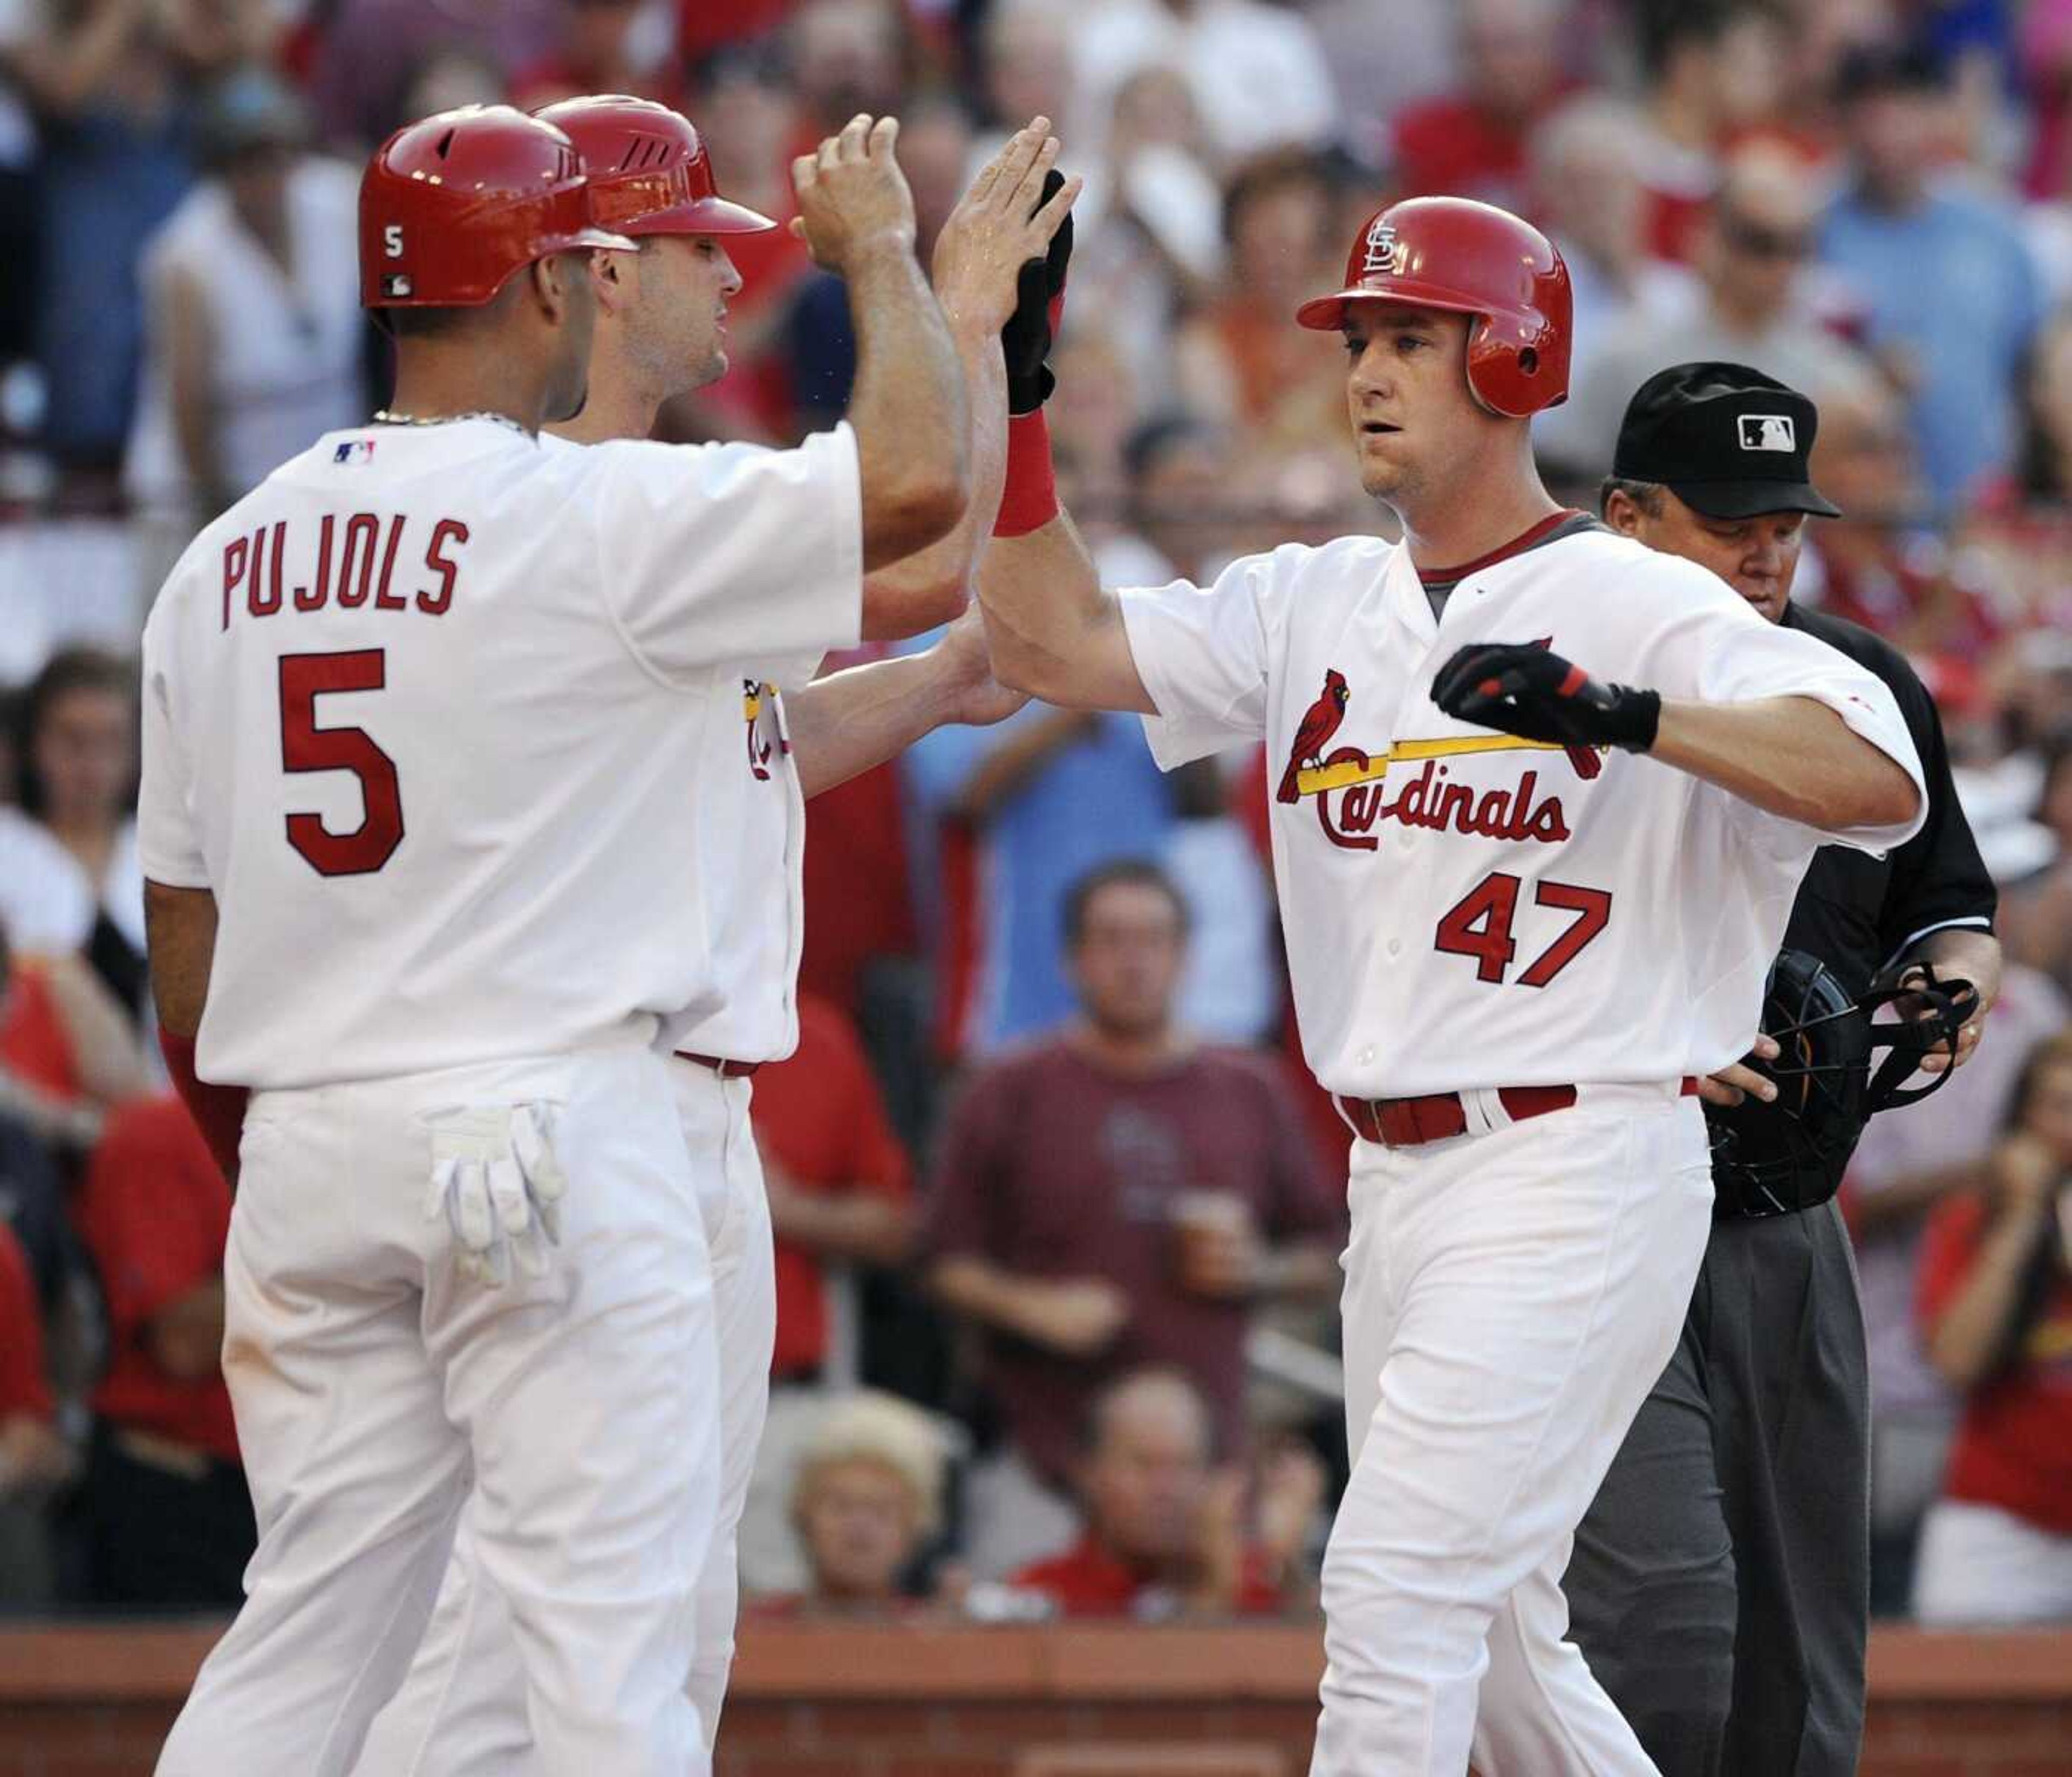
[360,104,638,310]
[1296,196,1572,418]
[535,94,776,237]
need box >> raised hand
[929,117,1081,338]
[791,113,918,274]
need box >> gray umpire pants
[1562,1199,1869,1777]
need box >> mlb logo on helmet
[1739,414,1796,453]
[1362,218,1400,277]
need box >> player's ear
[523,254,568,326]
[589,245,632,318]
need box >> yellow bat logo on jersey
[1278,667,1602,852]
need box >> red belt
[1339,1078,1698,1148]
[676,1051,762,1078]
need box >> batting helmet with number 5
[360,104,638,310]
[1296,195,1572,419]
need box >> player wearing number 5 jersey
[351,100,1069,1776]
[976,194,1926,1776]
[140,103,969,1777]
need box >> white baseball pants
[156,1045,721,1777]
[1311,1082,1713,1777]
[351,1059,776,1774]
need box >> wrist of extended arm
[995,410,1058,537]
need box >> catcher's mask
[1705,948,1978,1218]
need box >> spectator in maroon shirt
[1009,1368,1322,1620]
[926,860,1342,1577]
[73,1094,254,1605]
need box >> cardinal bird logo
[1278,668,1352,803]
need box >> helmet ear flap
[1463,307,1566,419]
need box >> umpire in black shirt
[1565,363,2002,1777]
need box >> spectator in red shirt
[1631,2,1802,266]
[752,993,915,1383]
[0,917,147,1156]
[1009,1368,1320,1620]
[73,1094,254,1606]
[0,1221,73,1608]
[1388,0,1569,214]
[1801,378,2003,671]
[927,860,1342,1578]
[1912,1028,2072,1623]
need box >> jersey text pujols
[219,511,471,630]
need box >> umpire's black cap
[1612,361,1842,521]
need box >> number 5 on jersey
[280,650,404,876]
[1435,871,1611,988]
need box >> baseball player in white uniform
[142,104,972,1777]
[973,194,1926,1775]
[349,102,1072,1773]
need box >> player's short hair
[790,1391,948,1539]
[1599,475,1668,520]
[1062,859,1192,948]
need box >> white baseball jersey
[138,416,862,1091]
[1117,521,1927,1101]
[524,434,820,1068]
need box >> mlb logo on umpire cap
[1739,414,1796,453]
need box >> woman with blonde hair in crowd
[780,1392,951,1616]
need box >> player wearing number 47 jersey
[141,102,972,1777]
[977,193,1926,1776]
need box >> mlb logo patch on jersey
[334,438,378,465]
[1737,414,1796,453]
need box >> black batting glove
[1001,169,1072,414]
[1432,642,1661,754]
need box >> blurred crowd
[2,0,2070,1631]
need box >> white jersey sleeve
[1117,542,1329,768]
[137,611,208,889]
[574,423,863,686]
[1624,553,1926,855]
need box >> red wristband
[159,1026,249,1186]
[994,409,1060,538]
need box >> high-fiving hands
[930,117,1081,339]
[791,113,919,272]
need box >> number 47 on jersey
[1435,871,1611,988]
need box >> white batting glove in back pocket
[423,1102,570,1287]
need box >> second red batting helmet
[535,94,776,237]
[1296,196,1572,418]
[360,104,638,310]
